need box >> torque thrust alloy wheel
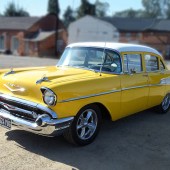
[161,94,170,113]
[76,109,98,140]
[64,105,101,145]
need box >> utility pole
[55,0,59,57]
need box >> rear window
[145,55,159,72]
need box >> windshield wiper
[57,65,71,67]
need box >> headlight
[42,88,57,106]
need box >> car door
[144,53,166,108]
[120,52,149,117]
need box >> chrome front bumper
[0,110,74,136]
[0,93,74,136]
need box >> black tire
[64,104,101,146]
[158,94,170,114]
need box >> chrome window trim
[160,59,166,70]
[0,93,57,118]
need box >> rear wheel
[158,94,170,114]
[64,104,101,146]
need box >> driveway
[0,54,170,170]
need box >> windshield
[57,47,122,73]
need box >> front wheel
[158,94,170,114]
[64,104,101,146]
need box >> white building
[68,16,170,58]
[68,15,119,44]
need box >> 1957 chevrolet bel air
[0,42,170,145]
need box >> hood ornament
[36,75,50,84]
[4,68,15,77]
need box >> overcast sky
[0,0,143,17]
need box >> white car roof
[67,42,162,56]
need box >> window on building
[103,31,108,35]
[0,35,5,50]
[11,37,19,51]
[145,55,159,72]
[137,33,142,39]
[124,53,142,73]
[126,33,131,41]
[113,32,119,39]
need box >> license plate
[0,116,11,129]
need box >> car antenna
[99,42,106,76]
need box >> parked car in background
[0,42,170,145]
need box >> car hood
[1,66,95,84]
[0,66,97,103]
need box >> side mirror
[111,63,118,72]
[111,63,118,68]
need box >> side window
[123,54,142,73]
[145,55,159,72]
[106,51,122,73]
[160,60,165,70]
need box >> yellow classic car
[0,42,170,145]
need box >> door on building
[11,37,19,54]
[0,35,5,51]
[25,41,29,55]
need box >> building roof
[25,31,56,42]
[67,42,161,56]
[100,17,170,32]
[0,17,40,30]
[25,29,65,42]
[148,19,170,32]
[100,17,156,32]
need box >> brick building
[102,17,170,58]
[0,14,67,57]
[68,15,170,59]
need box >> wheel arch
[81,102,112,121]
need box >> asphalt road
[0,54,170,170]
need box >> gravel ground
[0,54,170,170]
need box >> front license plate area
[0,116,11,129]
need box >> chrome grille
[0,101,38,121]
[0,94,41,121]
[0,93,57,120]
